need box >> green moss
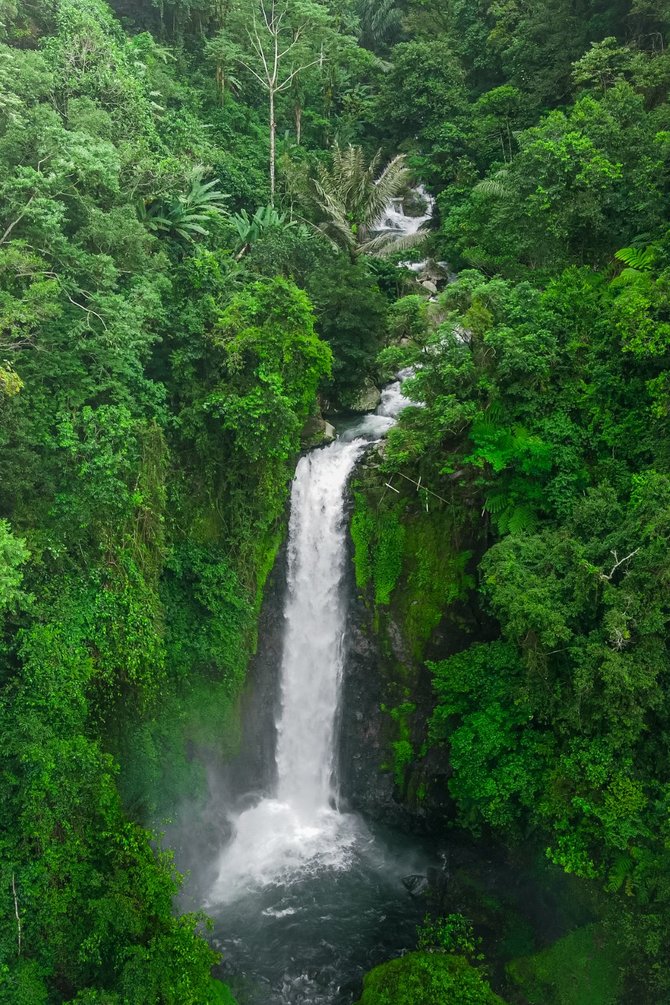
[355,952,508,1005]
[352,480,474,660]
[391,739,414,786]
[383,702,417,787]
[351,490,375,591]
[397,510,474,659]
[507,925,622,1005]
[374,508,406,604]
[115,523,286,817]
[207,979,238,1004]
[350,491,406,605]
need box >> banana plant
[139,166,229,241]
[231,204,310,258]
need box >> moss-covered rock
[340,459,483,826]
[355,952,507,1005]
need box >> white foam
[209,372,419,905]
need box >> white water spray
[374,184,435,237]
[275,441,367,810]
[210,387,419,905]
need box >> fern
[484,492,507,515]
[474,170,509,198]
[606,853,634,894]
[504,505,538,535]
[615,245,658,272]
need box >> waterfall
[210,376,416,905]
[275,438,369,811]
[373,184,435,237]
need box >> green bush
[355,952,507,1005]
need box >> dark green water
[208,816,436,1005]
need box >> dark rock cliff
[337,480,491,833]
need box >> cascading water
[199,190,551,1001]
[210,378,412,906]
[206,374,430,1004]
[209,438,368,903]
[374,184,435,237]
[275,440,367,811]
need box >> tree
[207,0,333,201]
[358,0,404,52]
[205,276,332,464]
[356,952,508,1005]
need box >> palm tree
[358,0,404,51]
[303,144,427,259]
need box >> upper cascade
[374,185,435,237]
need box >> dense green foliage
[507,924,621,1005]
[1,0,669,999]
[0,0,341,998]
[355,952,507,1005]
[346,1,670,1000]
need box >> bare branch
[276,57,323,91]
[248,22,271,79]
[600,548,640,582]
[277,25,308,60]
[235,53,268,88]
[12,873,21,956]
[0,194,36,246]
[65,292,108,330]
[393,470,450,505]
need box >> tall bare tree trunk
[269,87,276,204]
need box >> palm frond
[473,170,509,198]
[359,228,428,256]
[297,143,420,257]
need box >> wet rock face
[337,497,492,834]
[337,585,398,822]
[337,529,456,833]
[301,415,336,449]
[341,381,382,414]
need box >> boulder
[301,415,337,448]
[402,873,430,897]
[345,382,382,413]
